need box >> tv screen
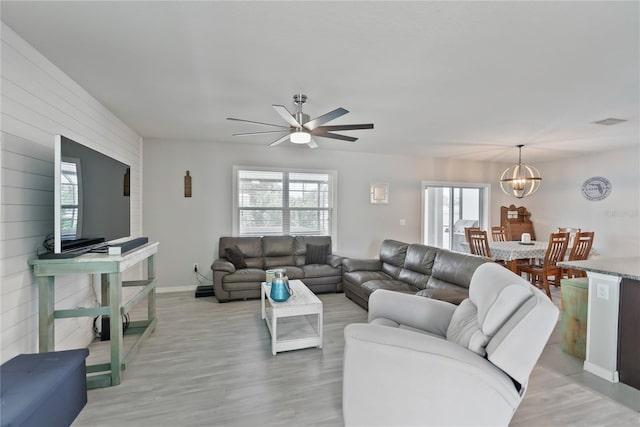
[54,135,131,254]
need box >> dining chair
[565,231,595,278]
[464,226,481,245]
[491,226,507,242]
[558,227,581,247]
[518,232,570,299]
[468,229,492,258]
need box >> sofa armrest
[326,254,343,268]
[343,324,520,427]
[211,258,235,273]
[368,289,456,337]
[342,258,382,272]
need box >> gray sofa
[342,239,489,309]
[211,235,343,302]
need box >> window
[60,159,82,239]
[233,167,337,238]
[422,181,490,250]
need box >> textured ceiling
[1,1,638,162]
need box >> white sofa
[342,262,558,426]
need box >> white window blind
[234,168,335,237]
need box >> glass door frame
[421,181,491,249]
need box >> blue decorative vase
[270,270,292,302]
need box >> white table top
[262,279,322,307]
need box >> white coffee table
[261,279,323,355]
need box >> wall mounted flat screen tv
[54,135,131,254]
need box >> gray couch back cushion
[427,250,488,290]
[219,237,263,269]
[397,244,437,289]
[380,240,408,279]
[293,236,332,266]
[263,236,295,267]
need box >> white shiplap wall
[0,23,143,363]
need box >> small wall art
[370,183,389,204]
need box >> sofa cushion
[306,244,330,264]
[344,270,394,285]
[263,236,294,256]
[222,268,266,284]
[225,245,248,269]
[404,244,437,275]
[219,237,262,258]
[278,266,304,280]
[469,263,533,336]
[302,264,341,278]
[380,240,408,279]
[362,280,419,295]
[446,299,489,357]
[264,256,296,268]
[294,236,332,266]
[429,250,488,290]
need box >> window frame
[421,181,491,250]
[232,166,338,241]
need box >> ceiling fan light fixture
[290,129,311,144]
[500,145,542,199]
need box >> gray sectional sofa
[211,235,342,302]
[342,239,489,310]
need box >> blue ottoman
[1,349,89,427]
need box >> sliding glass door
[422,182,490,250]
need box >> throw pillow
[305,244,329,265]
[225,245,248,269]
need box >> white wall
[143,139,509,289]
[524,145,640,257]
[0,24,143,363]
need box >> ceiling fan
[227,94,374,149]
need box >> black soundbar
[109,237,149,254]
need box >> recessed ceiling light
[592,118,627,126]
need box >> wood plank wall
[0,23,143,363]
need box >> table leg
[38,276,55,352]
[271,310,277,356]
[507,259,518,273]
[261,286,265,320]
[318,310,323,349]
[147,256,156,329]
[108,272,123,385]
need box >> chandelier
[500,145,542,199]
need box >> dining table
[457,240,597,273]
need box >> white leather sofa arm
[368,289,456,337]
[343,323,521,427]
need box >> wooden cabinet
[500,205,536,241]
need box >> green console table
[28,242,159,389]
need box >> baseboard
[583,361,620,383]
[156,285,198,294]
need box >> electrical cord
[194,269,213,284]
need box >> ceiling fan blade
[227,117,288,128]
[272,105,301,128]
[269,134,291,147]
[307,138,318,149]
[313,123,374,132]
[233,130,289,137]
[315,132,358,142]
[303,107,349,130]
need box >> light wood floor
[73,289,640,426]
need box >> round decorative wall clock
[581,176,612,201]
